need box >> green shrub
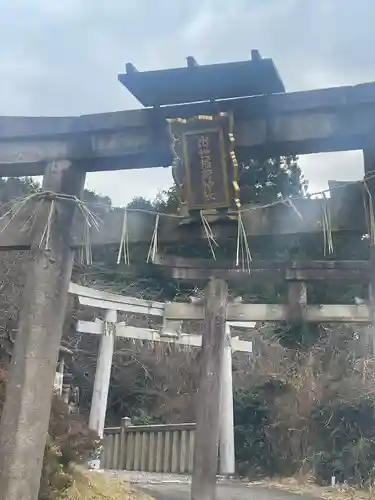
[234,380,290,478]
[312,398,375,486]
[234,380,375,487]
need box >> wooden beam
[121,423,196,433]
[154,255,371,271]
[3,198,367,250]
[1,82,375,175]
[76,320,253,352]
[0,192,367,250]
[70,197,366,247]
[118,57,284,107]
[0,191,369,252]
[155,265,371,283]
[164,302,371,323]
[228,321,256,328]
[0,199,368,249]
[74,294,370,322]
[153,255,371,282]
[69,282,165,316]
[70,283,370,323]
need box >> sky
[0,0,374,206]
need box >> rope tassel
[39,199,55,250]
[79,223,93,266]
[76,200,101,266]
[283,198,303,220]
[236,211,252,272]
[117,208,130,265]
[147,213,160,263]
[322,195,333,255]
[200,210,219,260]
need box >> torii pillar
[89,309,117,438]
[0,161,86,500]
[191,278,228,500]
[219,323,235,476]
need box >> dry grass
[58,468,153,500]
[252,476,375,500]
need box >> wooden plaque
[169,113,240,211]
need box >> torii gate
[1,53,375,500]
[68,275,373,476]
[68,282,253,475]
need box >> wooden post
[0,160,85,500]
[149,431,156,472]
[219,323,235,476]
[120,417,132,470]
[89,309,117,438]
[191,278,228,500]
[363,148,375,356]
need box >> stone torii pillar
[0,161,86,500]
[363,147,375,356]
[219,323,235,476]
[89,309,117,438]
[191,278,228,500]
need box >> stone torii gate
[1,54,375,500]
[69,282,253,475]
[68,276,374,477]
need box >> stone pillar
[0,160,85,500]
[191,278,228,500]
[363,148,375,357]
[89,309,117,438]
[219,323,235,476]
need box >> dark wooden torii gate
[0,54,375,500]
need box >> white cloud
[0,0,374,203]
[299,151,364,194]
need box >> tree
[0,178,114,368]
[239,155,306,204]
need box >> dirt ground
[138,482,316,500]
[113,471,373,500]
[111,472,317,500]
[58,469,153,500]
